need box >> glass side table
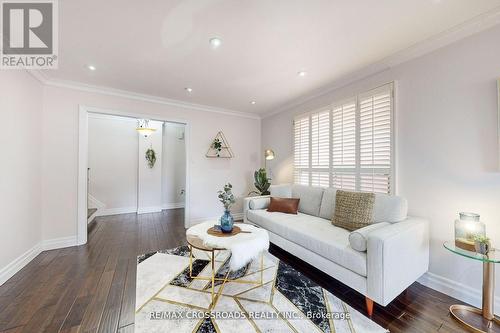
[444,241,500,333]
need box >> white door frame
[77,105,191,245]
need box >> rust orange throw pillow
[267,197,300,214]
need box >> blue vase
[220,209,234,233]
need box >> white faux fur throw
[186,222,269,271]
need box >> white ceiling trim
[262,5,500,119]
[27,70,261,120]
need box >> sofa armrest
[366,216,429,306]
[243,196,270,222]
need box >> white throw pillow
[249,197,270,210]
[349,222,390,252]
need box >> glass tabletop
[444,241,500,263]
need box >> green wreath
[145,148,156,168]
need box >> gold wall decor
[206,131,234,158]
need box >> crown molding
[262,6,500,119]
[27,70,261,120]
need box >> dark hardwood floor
[0,209,469,332]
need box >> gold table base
[450,261,500,333]
[450,305,500,333]
[188,243,264,310]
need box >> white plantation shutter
[293,83,394,194]
[332,100,357,191]
[359,86,393,193]
[311,110,330,187]
[293,115,310,185]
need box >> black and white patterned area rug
[135,245,387,333]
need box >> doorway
[77,106,190,245]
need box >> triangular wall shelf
[206,131,234,158]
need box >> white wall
[88,114,138,214]
[137,120,163,214]
[41,85,261,240]
[0,71,43,283]
[162,123,186,208]
[262,25,500,309]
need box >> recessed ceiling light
[87,64,96,71]
[250,101,256,105]
[209,37,222,49]
[297,71,307,77]
[185,87,193,93]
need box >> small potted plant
[218,183,236,233]
[474,235,491,255]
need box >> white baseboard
[0,243,42,285]
[233,213,244,221]
[41,236,78,251]
[162,202,185,210]
[96,206,137,216]
[0,236,78,286]
[190,212,244,226]
[137,206,163,214]
[418,271,500,315]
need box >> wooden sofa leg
[365,297,374,317]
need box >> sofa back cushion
[319,187,336,220]
[373,193,408,223]
[291,185,324,216]
[270,184,292,198]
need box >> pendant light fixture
[136,119,156,137]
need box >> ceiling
[43,0,500,115]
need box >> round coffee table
[186,221,268,309]
[444,241,500,333]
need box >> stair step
[87,208,97,218]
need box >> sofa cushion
[247,209,367,276]
[249,196,270,210]
[319,187,337,220]
[291,185,324,217]
[270,184,292,198]
[332,190,375,231]
[267,197,300,214]
[374,194,408,223]
[349,222,390,252]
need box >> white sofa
[243,184,429,314]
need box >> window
[293,83,394,194]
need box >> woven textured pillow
[332,190,375,231]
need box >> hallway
[0,209,185,333]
